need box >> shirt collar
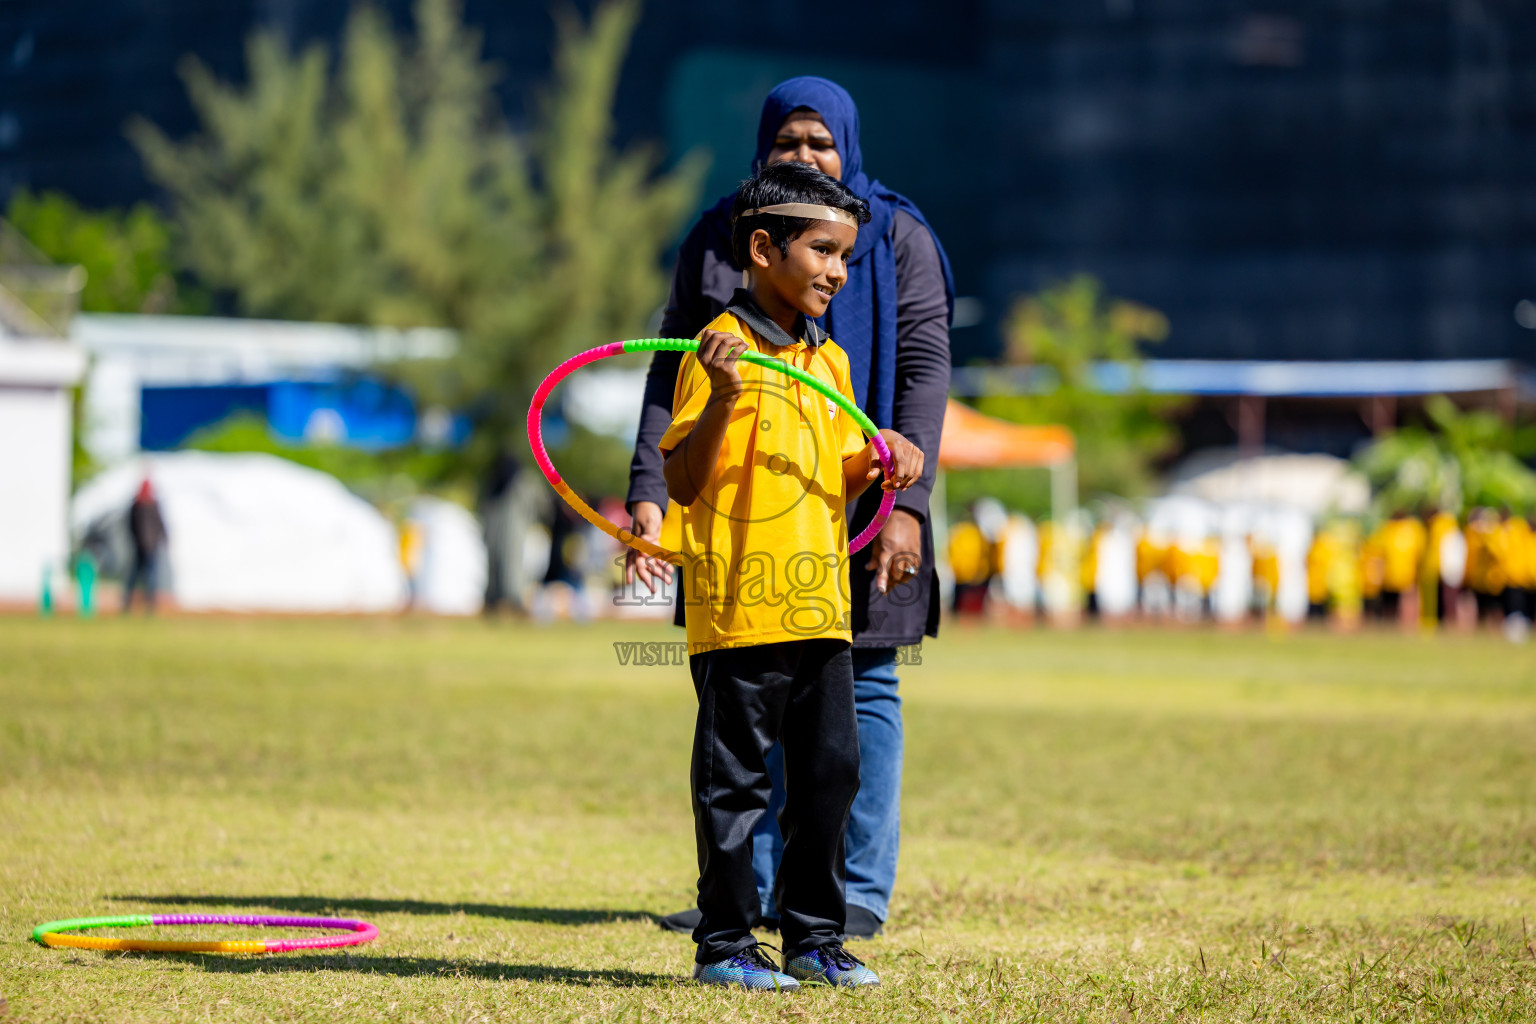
[726,288,827,349]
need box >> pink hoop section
[527,341,895,563]
[857,436,899,553]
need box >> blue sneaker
[692,943,800,991]
[784,943,881,987]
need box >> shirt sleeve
[658,352,710,454]
[626,348,684,510]
[833,350,868,462]
[658,222,712,341]
[889,210,953,523]
[627,222,711,513]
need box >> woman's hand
[865,507,922,595]
[623,500,673,594]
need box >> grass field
[3,615,1535,1022]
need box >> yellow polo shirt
[1379,516,1427,593]
[1499,516,1536,590]
[659,309,867,655]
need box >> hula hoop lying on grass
[31,914,379,954]
[528,338,896,563]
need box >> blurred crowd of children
[946,497,1536,640]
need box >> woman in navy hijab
[625,76,954,939]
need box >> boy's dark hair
[730,162,871,269]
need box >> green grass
[2,616,1534,1022]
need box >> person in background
[1375,510,1427,625]
[1192,536,1221,618]
[399,517,424,608]
[1271,509,1314,626]
[1079,520,1103,617]
[1092,514,1140,620]
[1036,516,1082,620]
[1495,511,1533,641]
[1254,529,1283,616]
[1168,532,1219,623]
[124,479,167,614]
[973,497,1009,614]
[1210,518,1253,625]
[947,516,992,615]
[995,512,1039,619]
[1464,507,1502,624]
[1324,518,1365,629]
[1136,524,1173,619]
[1420,508,1462,628]
[1305,522,1342,621]
[1359,524,1386,620]
[624,77,953,940]
[480,450,537,616]
[536,501,592,621]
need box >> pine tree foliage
[131,0,703,465]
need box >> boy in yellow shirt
[1497,513,1534,633]
[660,162,923,989]
[1377,511,1427,622]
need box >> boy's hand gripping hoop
[527,339,896,563]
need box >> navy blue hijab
[699,77,955,429]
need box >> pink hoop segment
[527,339,896,563]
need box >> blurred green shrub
[944,466,1053,522]
[542,422,636,505]
[4,190,206,314]
[1355,395,1536,515]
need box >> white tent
[1168,450,1369,515]
[403,496,486,616]
[72,452,408,613]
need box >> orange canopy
[938,399,1074,469]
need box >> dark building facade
[3,0,1533,364]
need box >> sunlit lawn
[3,614,1534,1022]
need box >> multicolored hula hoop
[31,914,379,954]
[528,338,896,563]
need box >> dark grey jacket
[627,210,951,648]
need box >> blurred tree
[1354,429,1459,517]
[971,274,1182,503]
[132,0,703,482]
[943,465,1052,522]
[4,190,199,313]
[542,421,636,505]
[1355,396,1536,515]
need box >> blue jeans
[753,647,902,922]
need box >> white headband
[737,203,859,228]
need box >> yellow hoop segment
[38,933,269,953]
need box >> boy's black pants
[689,638,859,963]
